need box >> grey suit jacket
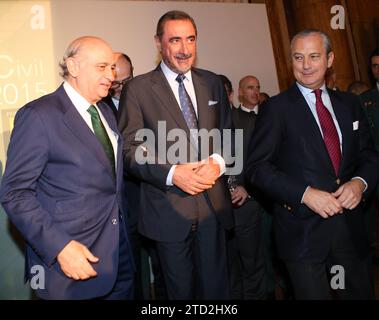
[118,66,233,241]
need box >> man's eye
[294,55,303,61]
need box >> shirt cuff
[301,186,310,204]
[351,177,368,192]
[210,153,226,176]
[166,165,176,186]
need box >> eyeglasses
[111,76,133,87]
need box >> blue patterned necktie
[176,74,198,130]
[87,105,115,175]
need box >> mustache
[175,53,192,59]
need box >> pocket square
[353,121,359,131]
[208,100,218,106]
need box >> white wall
[50,0,279,105]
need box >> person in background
[347,81,369,96]
[219,74,235,108]
[359,48,379,266]
[226,75,267,299]
[103,52,134,120]
[259,92,270,105]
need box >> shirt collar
[160,60,192,84]
[63,81,95,112]
[240,104,258,114]
[296,81,328,98]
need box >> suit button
[112,218,118,225]
[283,204,287,209]
[336,178,341,185]
[287,206,292,211]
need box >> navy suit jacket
[246,83,379,262]
[118,66,234,242]
[0,84,128,299]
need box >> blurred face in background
[110,53,133,99]
[239,76,260,108]
[371,55,379,83]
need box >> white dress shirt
[159,61,225,185]
[296,82,367,202]
[296,82,342,151]
[240,104,259,114]
[63,81,118,169]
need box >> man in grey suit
[118,10,233,299]
[0,36,134,299]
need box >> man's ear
[66,57,79,78]
[327,51,334,68]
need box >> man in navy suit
[246,29,379,299]
[0,36,134,299]
[118,11,233,299]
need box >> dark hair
[156,10,197,40]
[347,81,369,95]
[121,53,134,77]
[291,29,332,55]
[370,48,379,60]
[219,74,233,95]
[369,48,379,86]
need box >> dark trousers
[227,200,266,299]
[156,213,230,300]
[102,216,135,300]
[285,217,375,300]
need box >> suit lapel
[98,101,122,182]
[58,86,115,179]
[328,89,351,176]
[192,70,209,130]
[289,84,336,175]
[151,68,190,134]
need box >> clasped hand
[172,157,220,195]
[303,179,365,218]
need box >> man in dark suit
[118,10,233,299]
[360,48,379,151]
[246,29,379,299]
[227,75,266,299]
[103,52,134,121]
[0,36,134,300]
[359,48,379,263]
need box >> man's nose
[303,57,310,69]
[180,41,189,54]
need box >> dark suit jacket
[118,66,233,242]
[360,87,379,151]
[0,84,128,299]
[232,106,257,189]
[102,94,119,121]
[246,83,379,263]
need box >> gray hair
[59,36,102,79]
[291,29,333,55]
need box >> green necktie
[87,105,115,175]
